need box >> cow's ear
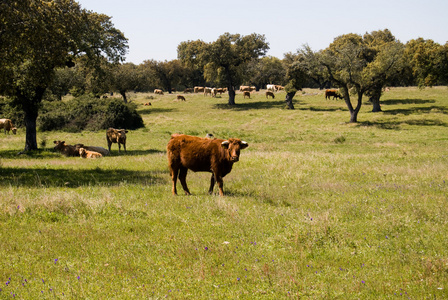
[221,141,230,149]
[240,141,249,149]
[53,141,57,144]
[125,130,129,133]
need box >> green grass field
[1,87,447,298]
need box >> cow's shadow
[0,166,168,188]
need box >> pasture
[1,87,448,298]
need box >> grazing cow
[53,140,79,157]
[177,95,186,101]
[243,91,251,99]
[0,119,17,134]
[144,102,152,106]
[106,128,128,153]
[167,134,249,196]
[154,89,164,95]
[266,91,275,99]
[184,88,194,93]
[325,89,343,100]
[78,148,103,159]
[74,144,110,156]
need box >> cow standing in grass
[167,134,248,196]
[106,128,128,153]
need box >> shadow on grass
[382,98,436,105]
[138,107,176,115]
[0,167,167,188]
[0,149,165,159]
[383,105,448,115]
[358,118,448,130]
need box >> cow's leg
[208,174,215,195]
[178,167,191,195]
[213,172,225,196]
[170,166,179,195]
[123,143,126,152]
[118,143,121,153]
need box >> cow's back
[167,134,223,172]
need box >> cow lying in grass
[78,147,102,158]
[167,134,248,196]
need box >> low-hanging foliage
[38,96,144,132]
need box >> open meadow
[1,87,448,298]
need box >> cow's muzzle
[231,156,239,162]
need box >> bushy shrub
[38,96,144,132]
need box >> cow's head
[11,127,17,134]
[78,148,86,157]
[53,140,65,150]
[221,139,249,162]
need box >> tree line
[1,1,447,152]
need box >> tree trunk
[285,92,296,109]
[120,90,127,103]
[24,107,39,151]
[349,111,358,123]
[371,96,382,112]
[228,88,236,105]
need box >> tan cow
[154,89,164,95]
[204,87,212,96]
[79,148,102,159]
[240,86,256,92]
[0,119,17,134]
[74,144,110,156]
[106,128,128,153]
[194,86,204,93]
[266,91,275,99]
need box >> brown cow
[53,140,79,157]
[243,91,251,99]
[106,128,128,153]
[325,89,343,100]
[0,119,17,134]
[167,134,249,196]
[265,91,275,99]
[79,147,102,159]
[177,95,186,101]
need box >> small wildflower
[204,247,208,250]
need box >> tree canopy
[0,0,128,151]
[178,33,269,105]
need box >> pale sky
[77,0,448,64]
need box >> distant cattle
[243,91,251,99]
[106,128,128,153]
[275,85,284,91]
[74,144,110,156]
[184,88,194,93]
[78,147,102,159]
[144,102,152,106]
[266,84,276,92]
[0,119,17,134]
[265,91,275,99]
[154,89,164,95]
[204,87,212,96]
[325,89,343,100]
[239,86,256,92]
[194,86,204,93]
[53,140,78,157]
[166,134,248,196]
[177,95,186,101]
